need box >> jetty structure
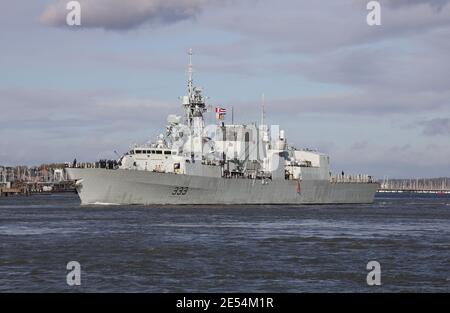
[0,164,75,197]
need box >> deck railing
[330,174,375,183]
[65,160,117,169]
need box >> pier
[0,164,76,197]
[0,187,23,197]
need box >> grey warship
[66,50,378,205]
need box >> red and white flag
[215,107,226,114]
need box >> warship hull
[66,168,378,205]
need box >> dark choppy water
[0,193,449,292]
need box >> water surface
[0,193,449,292]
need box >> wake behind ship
[66,50,378,205]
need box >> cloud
[383,0,450,11]
[421,117,450,135]
[283,43,450,94]
[0,88,178,165]
[351,141,369,150]
[202,0,450,54]
[0,88,177,129]
[232,89,450,117]
[390,143,412,152]
[6,0,449,177]
[39,0,219,30]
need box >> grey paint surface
[66,168,378,205]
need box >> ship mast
[261,93,265,127]
[183,49,194,127]
[182,48,207,161]
[188,48,193,101]
[183,49,206,125]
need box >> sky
[0,0,449,178]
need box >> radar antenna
[261,93,266,127]
[188,48,193,99]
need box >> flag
[215,107,226,114]
[215,107,226,121]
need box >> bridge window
[156,150,162,155]
[135,150,142,154]
[164,151,171,155]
